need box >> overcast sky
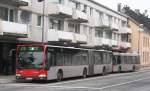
[94,0,150,15]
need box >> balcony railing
[15,0,29,5]
[0,20,28,37]
[112,40,118,46]
[118,41,131,48]
[119,27,132,34]
[74,34,87,44]
[47,29,74,42]
[48,4,73,18]
[111,23,119,30]
[67,9,88,23]
[94,37,112,46]
[47,29,87,44]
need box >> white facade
[0,0,132,49]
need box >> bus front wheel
[57,70,63,81]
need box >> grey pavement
[0,75,15,84]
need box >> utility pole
[39,0,45,43]
[42,0,45,43]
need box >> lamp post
[42,0,45,43]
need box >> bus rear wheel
[102,67,106,76]
[118,66,122,73]
[132,66,136,72]
[83,68,87,78]
[57,70,63,81]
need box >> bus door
[88,50,94,76]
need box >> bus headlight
[38,74,47,78]
[16,74,21,77]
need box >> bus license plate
[26,77,33,80]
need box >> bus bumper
[16,76,47,81]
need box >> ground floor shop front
[0,43,16,75]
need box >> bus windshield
[17,46,44,69]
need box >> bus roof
[17,44,112,52]
[47,45,112,52]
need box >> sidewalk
[0,75,15,84]
[140,66,150,71]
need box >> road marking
[8,76,150,90]
[38,76,150,90]
[3,70,150,90]
[46,69,150,86]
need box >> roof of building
[87,0,128,18]
[123,6,150,30]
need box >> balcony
[47,29,87,44]
[47,29,74,42]
[94,37,112,47]
[13,0,29,6]
[95,20,110,28]
[74,34,87,44]
[111,23,119,30]
[118,42,131,49]
[0,0,29,6]
[48,4,72,18]
[68,9,88,23]
[112,40,118,46]
[0,21,28,37]
[119,27,132,34]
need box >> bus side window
[117,56,121,64]
[56,53,64,66]
[100,52,103,64]
[103,53,106,64]
[112,56,116,65]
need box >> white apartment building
[0,0,132,74]
[19,0,131,49]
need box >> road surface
[0,69,150,91]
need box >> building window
[0,7,15,22]
[48,0,64,4]
[9,9,14,22]
[121,21,126,27]
[20,11,31,24]
[83,5,87,13]
[49,19,63,30]
[75,24,80,33]
[90,8,93,16]
[95,29,103,38]
[99,12,103,24]
[37,0,43,2]
[108,15,112,26]
[105,30,112,39]
[68,23,80,33]
[83,25,88,35]
[69,0,80,10]
[121,34,129,42]
[37,15,42,26]
[68,23,74,32]
[0,7,8,21]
